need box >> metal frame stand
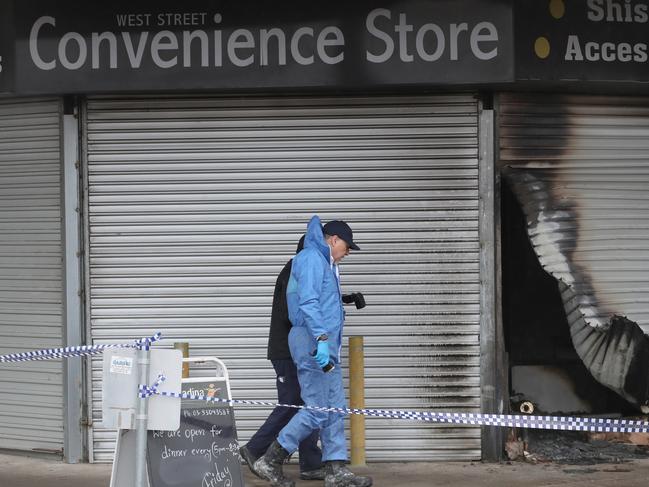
[135,346,150,487]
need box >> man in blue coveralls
[239,235,325,481]
[254,215,372,487]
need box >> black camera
[342,292,366,309]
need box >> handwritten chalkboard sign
[147,379,244,487]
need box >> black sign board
[0,1,14,94]
[515,0,649,83]
[1,0,513,95]
[147,380,244,487]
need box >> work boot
[253,440,295,487]
[300,465,326,480]
[324,460,373,487]
[239,444,261,478]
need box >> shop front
[1,0,647,465]
[0,0,512,462]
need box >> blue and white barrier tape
[0,332,162,363]
[141,375,649,434]
[4,339,647,433]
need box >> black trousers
[246,359,322,472]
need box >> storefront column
[63,98,84,463]
[478,103,503,461]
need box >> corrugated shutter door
[0,98,64,452]
[499,94,649,405]
[85,94,481,462]
[500,94,649,332]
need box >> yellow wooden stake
[349,336,366,466]
[174,342,190,378]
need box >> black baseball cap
[322,220,360,250]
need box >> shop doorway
[500,178,633,416]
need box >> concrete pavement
[2,452,649,487]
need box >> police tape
[3,339,649,433]
[0,332,162,363]
[140,374,649,434]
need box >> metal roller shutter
[500,94,649,331]
[85,94,481,462]
[0,98,64,453]
[499,93,649,406]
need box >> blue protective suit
[277,215,347,461]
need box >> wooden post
[174,342,190,378]
[349,336,366,466]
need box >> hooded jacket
[286,215,345,363]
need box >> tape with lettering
[0,332,162,363]
[139,374,649,434]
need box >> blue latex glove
[314,340,330,368]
